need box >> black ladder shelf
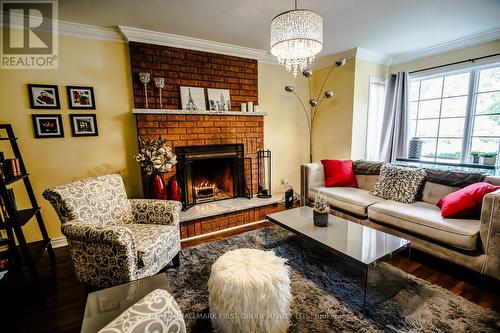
[0,124,55,280]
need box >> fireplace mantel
[132,108,267,116]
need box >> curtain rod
[409,52,500,74]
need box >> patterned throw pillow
[370,164,426,203]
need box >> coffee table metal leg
[362,265,369,314]
[405,245,412,279]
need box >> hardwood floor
[0,228,498,333]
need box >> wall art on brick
[180,86,205,110]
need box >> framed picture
[69,114,98,137]
[32,114,64,138]
[207,88,231,111]
[28,84,60,109]
[67,86,96,109]
[180,86,205,110]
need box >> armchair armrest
[130,199,182,225]
[61,221,135,246]
[480,189,500,279]
[61,221,138,287]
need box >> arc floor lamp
[285,58,347,162]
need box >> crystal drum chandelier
[270,0,323,76]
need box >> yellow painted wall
[259,63,309,193]
[0,34,310,242]
[389,40,500,73]
[311,58,356,161]
[0,35,141,242]
[351,59,388,160]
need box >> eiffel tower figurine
[184,88,198,110]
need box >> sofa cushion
[127,224,179,268]
[370,164,426,204]
[355,174,379,191]
[368,200,480,251]
[421,182,460,205]
[321,159,358,188]
[309,186,385,217]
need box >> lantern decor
[139,72,151,108]
[154,77,165,109]
[257,149,272,198]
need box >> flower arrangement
[134,137,177,175]
[313,192,329,213]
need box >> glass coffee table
[266,206,411,312]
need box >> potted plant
[313,192,330,227]
[471,151,481,164]
[482,152,497,166]
[134,137,177,200]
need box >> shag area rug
[165,228,500,332]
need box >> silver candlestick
[139,72,151,108]
[154,77,165,109]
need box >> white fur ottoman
[208,248,291,333]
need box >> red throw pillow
[321,159,358,188]
[437,182,500,218]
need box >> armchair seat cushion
[127,224,180,268]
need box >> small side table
[81,273,170,333]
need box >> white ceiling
[58,0,500,58]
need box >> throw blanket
[353,160,486,188]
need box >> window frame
[407,59,500,164]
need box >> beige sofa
[301,162,500,280]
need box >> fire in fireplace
[176,144,249,210]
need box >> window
[408,63,500,164]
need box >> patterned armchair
[43,174,182,288]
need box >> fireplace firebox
[176,144,249,210]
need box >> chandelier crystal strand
[270,9,323,76]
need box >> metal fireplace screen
[175,144,248,210]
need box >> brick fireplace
[135,113,263,195]
[129,42,282,240]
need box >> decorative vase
[168,177,182,202]
[150,172,166,200]
[313,209,329,227]
[408,137,423,159]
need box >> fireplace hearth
[176,144,249,210]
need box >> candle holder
[154,77,165,109]
[139,72,151,108]
[257,149,272,198]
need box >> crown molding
[389,26,500,65]
[1,11,124,43]
[59,21,123,43]
[119,26,278,64]
[312,48,357,69]
[312,47,390,69]
[356,47,390,65]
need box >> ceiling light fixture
[270,0,323,76]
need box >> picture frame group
[28,84,96,110]
[32,114,99,138]
[28,84,98,138]
[180,86,232,111]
